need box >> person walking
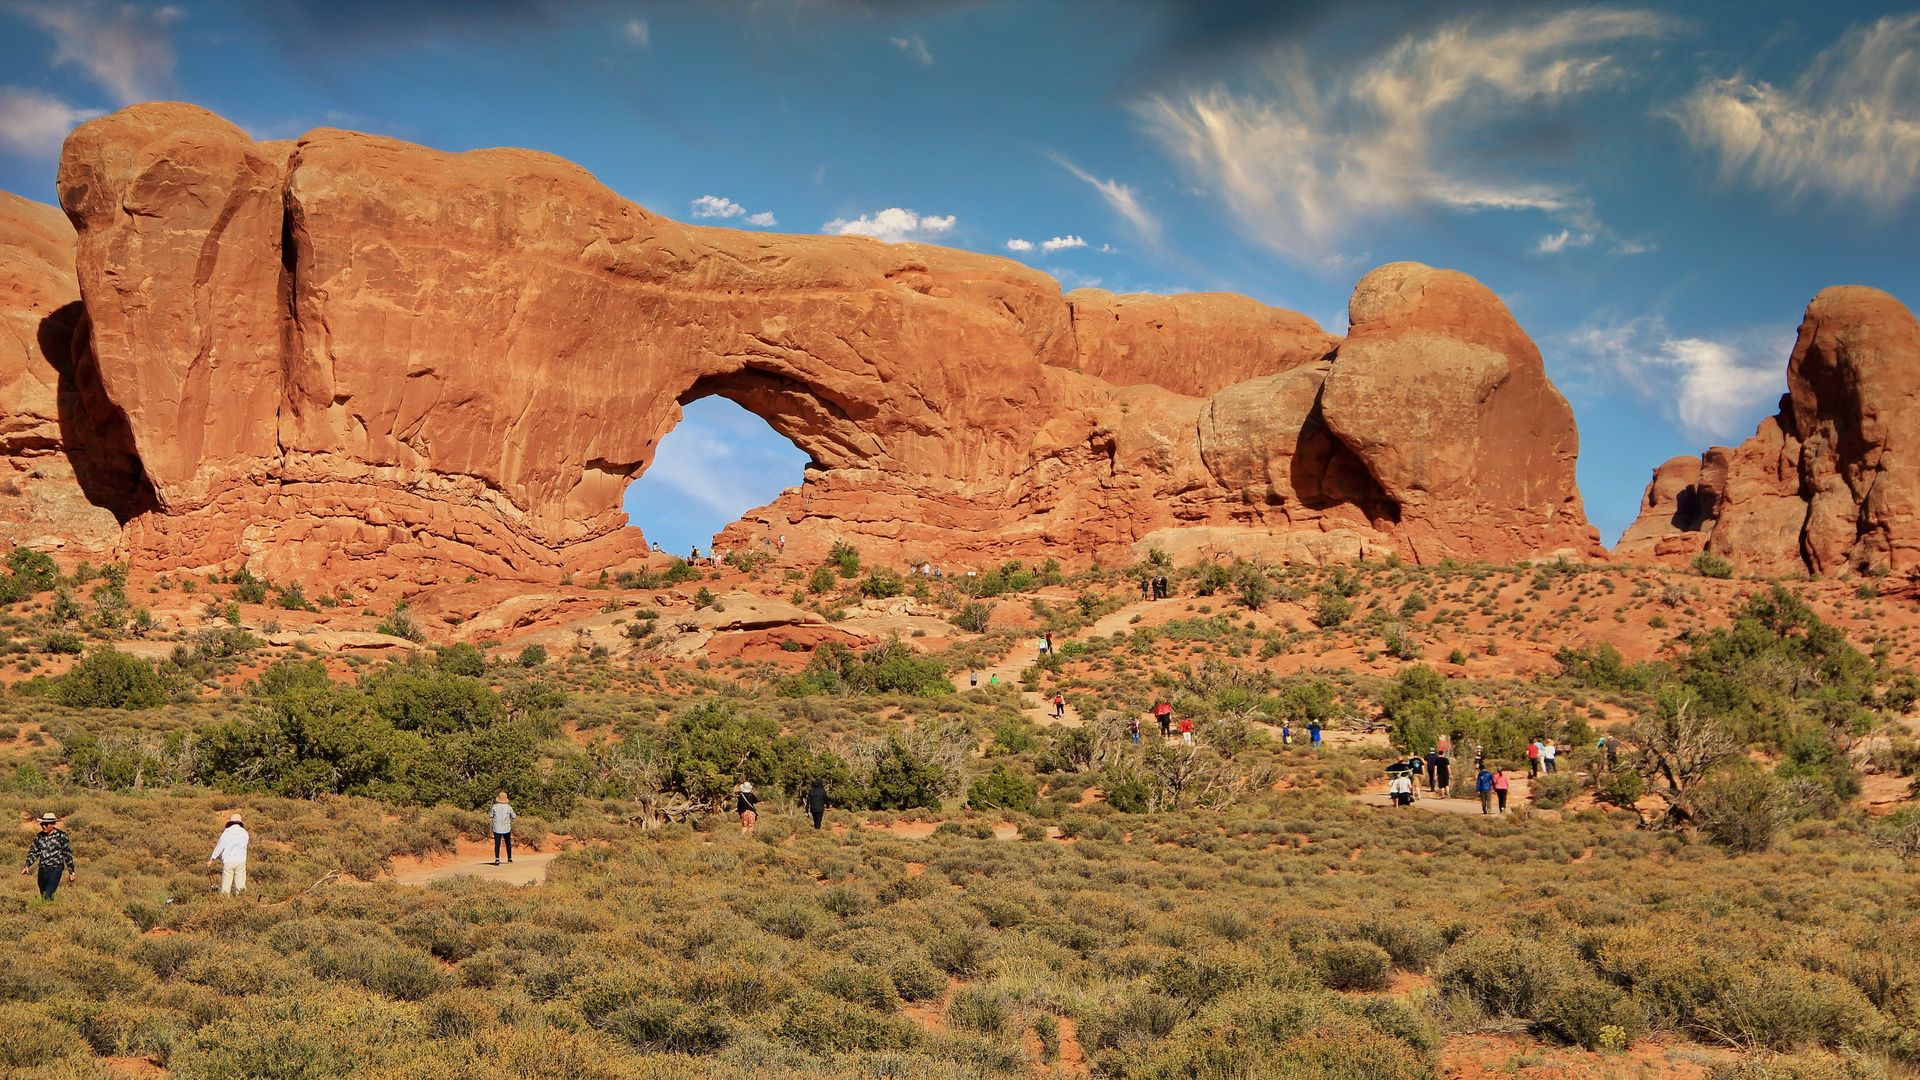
[736,782,759,832]
[1156,576,1169,599]
[21,813,74,901]
[806,779,828,830]
[989,673,998,686]
[1604,734,1619,771]
[207,813,249,896]
[777,535,786,555]
[1542,739,1558,774]
[1476,767,1494,814]
[1053,693,1066,719]
[1492,767,1510,812]
[1308,720,1322,754]
[1474,744,1486,772]
[1128,716,1141,744]
[1154,700,1173,739]
[1437,734,1451,758]
[1178,716,1193,746]
[1423,748,1442,792]
[1525,739,1542,779]
[969,669,978,688]
[1044,632,1054,656]
[1388,771,1413,807]
[1281,721,1292,746]
[490,792,516,865]
[1141,577,1152,601]
[1434,746,1451,794]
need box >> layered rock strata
[34,102,1602,585]
[1615,286,1920,576]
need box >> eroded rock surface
[1614,287,1920,577]
[41,103,1603,584]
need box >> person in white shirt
[490,792,517,865]
[207,814,249,896]
[1388,773,1414,807]
[1542,740,1558,774]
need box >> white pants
[221,860,247,895]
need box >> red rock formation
[1613,455,1711,564]
[47,103,1604,586]
[1617,287,1920,577]
[0,190,136,558]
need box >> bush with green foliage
[518,643,547,668]
[1692,551,1735,578]
[53,646,167,709]
[966,764,1036,813]
[776,639,951,697]
[1315,593,1353,628]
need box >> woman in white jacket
[490,792,516,865]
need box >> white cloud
[745,211,777,227]
[1673,14,1920,212]
[21,2,182,105]
[623,17,649,48]
[691,195,746,218]
[0,87,104,155]
[1005,238,1035,252]
[1041,235,1087,253]
[823,208,956,243]
[1135,9,1669,264]
[892,34,932,66]
[1557,316,1789,442]
[1051,154,1163,245]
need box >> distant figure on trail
[1433,746,1451,793]
[1437,734,1451,758]
[1053,693,1066,719]
[1045,632,1054,655]
[969,670,978,687]
[1155,576,1169,599]
[1388,772,1414,807]
[1128,716,1140,744]
[1423,748,1442,792]
[806,779,828,830]
[1492,767,1510,812]
[1281,721,1292,746]
[1308,720,1322,753]
[1476,767,1494,814]
[1141,577,1152,601]
[490,792,516,865]
[989,674,998,686]
[1525,739,1542,779]
[1178,716,1193,746]
[1604,734,1619,771]
[736,782,758,832]
[207,813,249,896]
[1153,700,1173,739]
[21,812,74,901]
[1474,744,1485,772]
[1542,740,1558,774]
[1405,754,1424,789]
[777,535,786,554]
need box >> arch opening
[621,395,811,559]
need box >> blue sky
[3,1,1917,556]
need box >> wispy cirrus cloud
[891,34,932,66]
[1673,14,1920,213]
[0,87,104,155]
[823,208,954,243]
[1556,316,1790,442]
[1135,8,1670,265]
[19,1,183,104]
[1050,153,1162,246]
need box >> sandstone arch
[44,102,1603,587]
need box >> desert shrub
[1085,992,1187,1053]
[1314,939,1393,991]
[1692,552,1735,579]
[1541,976,1646,1050]
[603,999,735,1054]
[776,991,919,1054]
[1435,933,1580,1018]
[814,963,900,1013]
[1315,593,1353,628]
[435,642,486,677]
[1694,771,1791,853]
[1709,1052,1891,1080]
[888,957,946,1002]
[1602,769,1645,808]
[1696,971,1889,1054]
[1094,989,1435,1080]
[1530,772,1580,810]
[517,643,547,667]
[966,763,1036,813]
[0,1003,85,1068]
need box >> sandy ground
[386,836,561,886]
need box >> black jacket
[806,783,828,814]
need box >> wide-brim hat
[739,782,754,794]
[38,813,56,823]
[227,814,244,825]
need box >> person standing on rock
[1476,766,1494,814]
[207,813,249,896]
[20,812,74,901]
[1492,767,1510,813]
[736,782,758,832]
[777,535,786,555]
[806,779,828,830]
[490,792,516,865]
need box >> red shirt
[1178,718,1192,733]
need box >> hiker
[1388,771,1414,807]
[1044,632,1054,655]
[969,669,978,688]
[21,812,74,901]
[1437,733,1451,758]
[1542,739,1558,774]
[990,674,998,686]
[1474,744,1486,772]
[1476,766,1495,814]
[1433,746,1451,793]
[806,779,828,830]
[1053,693,1066,719]
[1281,721,1292,746]
[1141,577,1152,601]
[1605,734,1620,771]
[1405,753,1425,790]
[1492,767,1510,812]
[207,813,249,896]
[1153,700,1173,739]
[777,535,786,554]
[1308,720,1322,753]
[1424,747,1443,792]
[1178,716,1194,746]
[1525,739,1542,779]
[1128,716,1141,744]
[737,782,758,832]
[1155,576,1169,599]
[490,792,516,865]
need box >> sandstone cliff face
[1614,287,1920,577]
[0,191,132,557]
[42,103,1603,585]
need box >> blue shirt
[1476,770,1494,792]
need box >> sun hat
[740,782,754,794]
[38,813,56,823]
[227,814,244,825]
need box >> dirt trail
[1353,776,1535,817]
[387,837,561,886]
[951,596,1194,728]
